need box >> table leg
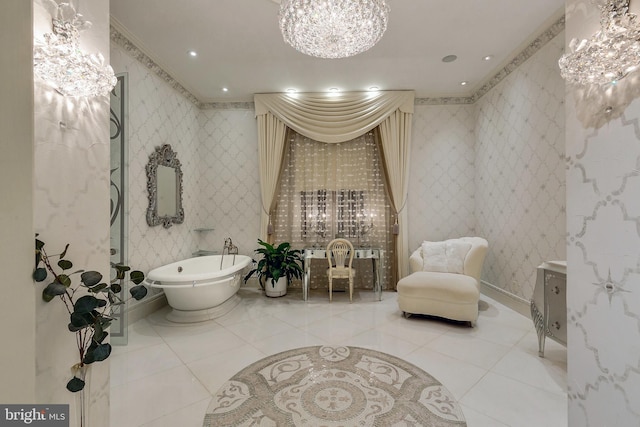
[373,258,381,301]
[303,257,310,301]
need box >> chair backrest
[326,238,354,269]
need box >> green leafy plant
[244,239,304,288]
[33,235,147,392]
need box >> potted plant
[244,239,304,297]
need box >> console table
[530,260,567,357]
[302,248,384,301]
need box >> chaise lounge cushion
[397,272,480,321]
[397,237,488,324]
[421,239,472,274]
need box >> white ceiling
[109,0,565,103]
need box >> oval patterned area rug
[203,345,466,426]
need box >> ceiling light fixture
[442,55,457,63]
[460,81,468,86]
[188,50,197,57]
[33,2,117,97]
[278,0,390,59]
[559,0,640,85]
[483,55,493,61]
[222,87,229,92]
[368,86,380,91]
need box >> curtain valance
[254,90,414,281]
[254,91,414,143]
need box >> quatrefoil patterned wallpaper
[409,32,566,304]
[475,33,567,302]
[566,1,640,424]
[111,29,566,306]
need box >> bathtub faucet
[222,237,238,255]
[221,238,238,270]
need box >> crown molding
[110,14,565,110]
[470,14,565,103]
[110,18,201,108]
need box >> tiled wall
[111,26,567,308]
[406,31,566,302]
[197,109,261,257]
[408,104,477,251]
[475,32,566,301]
[566,1,640,424]
[110,44,201,303]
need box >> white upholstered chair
[326,238,356,302]
[397,237,488,326]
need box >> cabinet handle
[553,286,560,295]
[552,321,561,330]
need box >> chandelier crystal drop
[279,0,390,59]
[558,0,640,85]
[34,2,117,97]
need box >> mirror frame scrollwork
[146,144,184,228]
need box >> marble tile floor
[110,288,567,427]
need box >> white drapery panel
[379,110,413,281]
[254,91,414,143]
[255,91,414,281]
[257,112,287,241]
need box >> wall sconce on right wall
[559,0,640,128]
[559,0,640,86]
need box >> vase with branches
[33,235,147,393]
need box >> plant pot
[265,276,287,297]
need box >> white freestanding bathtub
[144,254,252,323]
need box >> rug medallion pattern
[203,345,466,426]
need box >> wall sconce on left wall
[34,1,116,97]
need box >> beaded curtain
[272,129,393,290]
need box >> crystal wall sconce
[559,0,640,86]
[34,1,117,97]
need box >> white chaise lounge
[397,237,488,326]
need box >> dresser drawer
[531,262,567,357]
[544,271,566,344]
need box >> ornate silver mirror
[146,144,184,228]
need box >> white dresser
[530,261,567,357]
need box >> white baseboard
[128,294,168,325]
[480,281,531,319]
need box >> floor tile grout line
[113,292,567,427]
[485,367,570,399]
[139,397,212,427]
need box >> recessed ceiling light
[222,87,229,92]
[188,50,197,57]
[442,55,457,63]
[368,86,380,91]
[460,81,468,86]
[483,55,493,61]
[328,87,339,92]
[286,88,297,93]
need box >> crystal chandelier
[558,0,640,85]
[34,2,117,97]
[278,0,390,59]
